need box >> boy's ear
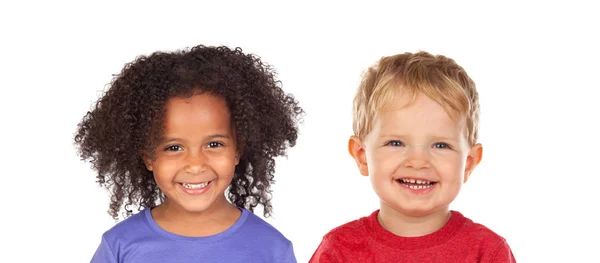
[463,143,483,183]
[348,136,369,176]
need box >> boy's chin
[399,208,437,217]
[383,202,449,218]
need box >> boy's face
[349,92,482,217]
[145,93,239,215]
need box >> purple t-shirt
[91,208,296,263]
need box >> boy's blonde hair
[353,51,480,145]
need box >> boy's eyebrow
[378,134,403,139]
[378,134,460,141]
[432,136,460,142]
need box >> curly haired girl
[75,45,303,263]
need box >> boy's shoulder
[457,211,516,261]
[457,211,510,246]
[310,211,515,263]
[320,211,375,245]
[308,211,377,263]
[318,210,510,249]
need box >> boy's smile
[395,177,437,194]
[350,92,482,219]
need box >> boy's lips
[395,177,438,184]
[395,177,438,194]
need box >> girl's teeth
[182,182,209,189]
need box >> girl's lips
[177,180,213,195]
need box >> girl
[75,45,303,263]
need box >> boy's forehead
[375,110,465,130]
[378,92,464,122]
[373,95,467,135]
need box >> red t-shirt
[309,210,515,263]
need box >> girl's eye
[433,142,451,149]
[165,145,182,152]
[387,140,404,147]
[207,142,224,148]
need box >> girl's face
[145,93,239,215]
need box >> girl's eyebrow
[161,134,231,143]
[205,134,230,140]
[160,137,179,143]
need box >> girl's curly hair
[74,45,303,220]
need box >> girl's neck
[151,196,241,237]
[377,202,451,237]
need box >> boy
[309,51,515,262]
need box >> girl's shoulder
[101,208,153,244]
[238,209,291,243]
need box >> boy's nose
[404,147,430,169]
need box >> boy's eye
[207,142,223,148]
[386,140,404,147]
[165,145,182,151]
[433,142,451,149]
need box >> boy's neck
[377,202,451,237]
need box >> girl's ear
[142,153,153,171]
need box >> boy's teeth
[400,178,433,185]
[408,184,433,189]
[182,182,209,189]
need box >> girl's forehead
[163,94,232,132]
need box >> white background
[1,1,599,262]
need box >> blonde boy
[310,52,515,262]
